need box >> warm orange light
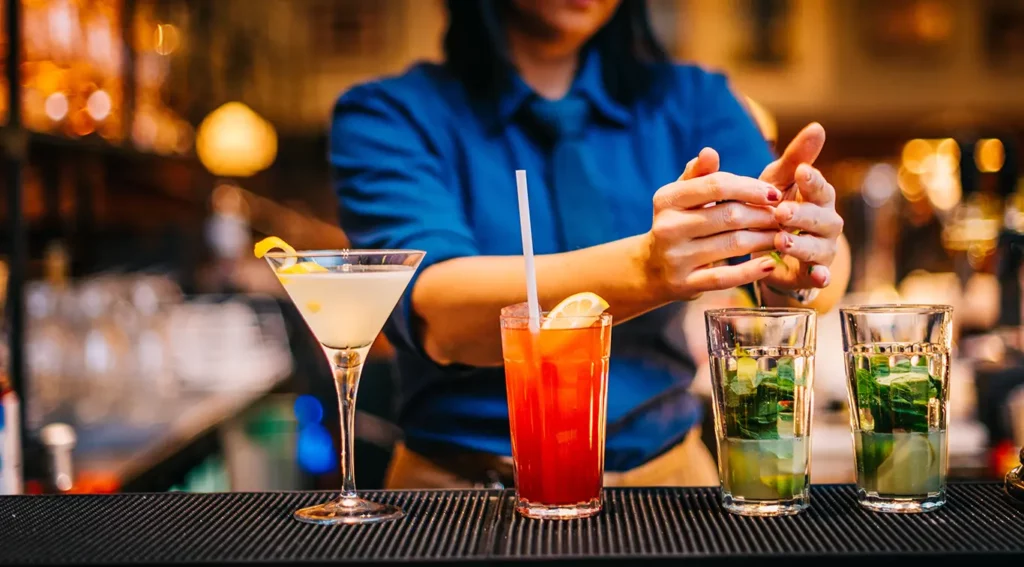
[44,92,69,121]
[195,102,278,178]
[975,139,1005,173]
[86,89,113,121]
[898,166,925,202]
[901,139,932,174]
[154,24,180,56]
[936,138,960,167]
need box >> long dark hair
[443,0,670,105]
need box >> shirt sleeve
[329,83,480,357]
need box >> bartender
[330,0,851,488]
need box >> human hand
[759,123,844,290]
[644,149,784,301]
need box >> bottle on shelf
[1,369,24,495]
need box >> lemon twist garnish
[254,236,327,274]
[254,236,295,259]
[542,292,610,330]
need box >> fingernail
[761,259,777,272]
[815,265,831,287]
[767,188,781,202]
[783,234,794,248]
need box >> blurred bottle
[75,277,136,425]
[124,276,182,424]
[25,242,78,429]
[1,259,21,494]
[40,423,76,493]
[1,366,23,495]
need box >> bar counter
[2,483,1022,565]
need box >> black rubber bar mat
[1,484,1022,565]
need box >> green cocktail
[842,305,952,513]
[848,350,947,505]
[706,308,815,517]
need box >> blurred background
[0,0,1023,494]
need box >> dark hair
[443,0,669,105]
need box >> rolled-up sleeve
[329,84,479,356]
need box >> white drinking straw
[515,169,541,334]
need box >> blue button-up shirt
[330,51,773,471]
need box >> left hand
[758,122,843,290]
[679,123,843,291]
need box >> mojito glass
[705,308,816,516]
[841,304,952,513]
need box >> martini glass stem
[325,345,369,498]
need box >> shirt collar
[494,48,633,129]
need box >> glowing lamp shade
[195,102,278,178]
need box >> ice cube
[890,354,911,374]
[888,374,932,432]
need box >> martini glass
[264,248,424,525]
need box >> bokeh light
[296,424,337,475]
[293,395,324,425]
[975,138,1005,173]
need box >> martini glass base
[293,496,405,525]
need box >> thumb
[679,147,721,181]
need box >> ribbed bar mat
[494,484,1024,560]
[0,490,500,564]
[0,484,1021,565]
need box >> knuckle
[651,219,674,242]
[835,214,845,232]
[729,231,754,253]
[653,183,678,210]
[812,170,826,190]
[721,204,740,227]
[804,242,820,264]
[652,190,669,211]
[705,174,723,200]
[725,231,742,252]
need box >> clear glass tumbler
[705,308,816,517]
[841,304,952,513]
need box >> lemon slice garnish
[542,292,610,330]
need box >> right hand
[643,148,783,302]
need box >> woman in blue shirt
[331,0,851,488]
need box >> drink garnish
[542,292,609,330]
[253,236,327,275]
[254,236,295,258]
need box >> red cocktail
[500,302,611,519]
